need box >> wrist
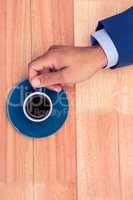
[90,46,107,69]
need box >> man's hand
[28,45,107,92]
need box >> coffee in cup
[23,92,52,122]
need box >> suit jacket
[93,7,133,69]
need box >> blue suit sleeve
[93,7,133,69]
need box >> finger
[29,67,51,82]
[28,51,57,79]
[28,52,51,71]
[31,70,67,88]
[28,67,38,82]
[28,56,47,82]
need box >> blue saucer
[7,80,69,138]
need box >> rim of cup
[23,92,53,122]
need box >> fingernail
[31,79,41,87]
[49,87,62,92]
[54,88,62,93]
[56,88,62,92]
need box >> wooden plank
[31,0,77,200]
[74,1,133,199]
[0,0,7,187]
[117,67,133,200]
[0,0,34,199]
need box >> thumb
[31,70,66,88]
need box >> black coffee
[25,94,51,120]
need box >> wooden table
[1,0,133,199]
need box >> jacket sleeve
[93,7,133,69]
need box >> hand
[28,45,107,92]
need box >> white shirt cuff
[91,29,119,68]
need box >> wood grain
[31,0,77,200]
[0,0,77,199]
[0,0,34,199]
[74,0,133,200]
[1,0,133,199]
